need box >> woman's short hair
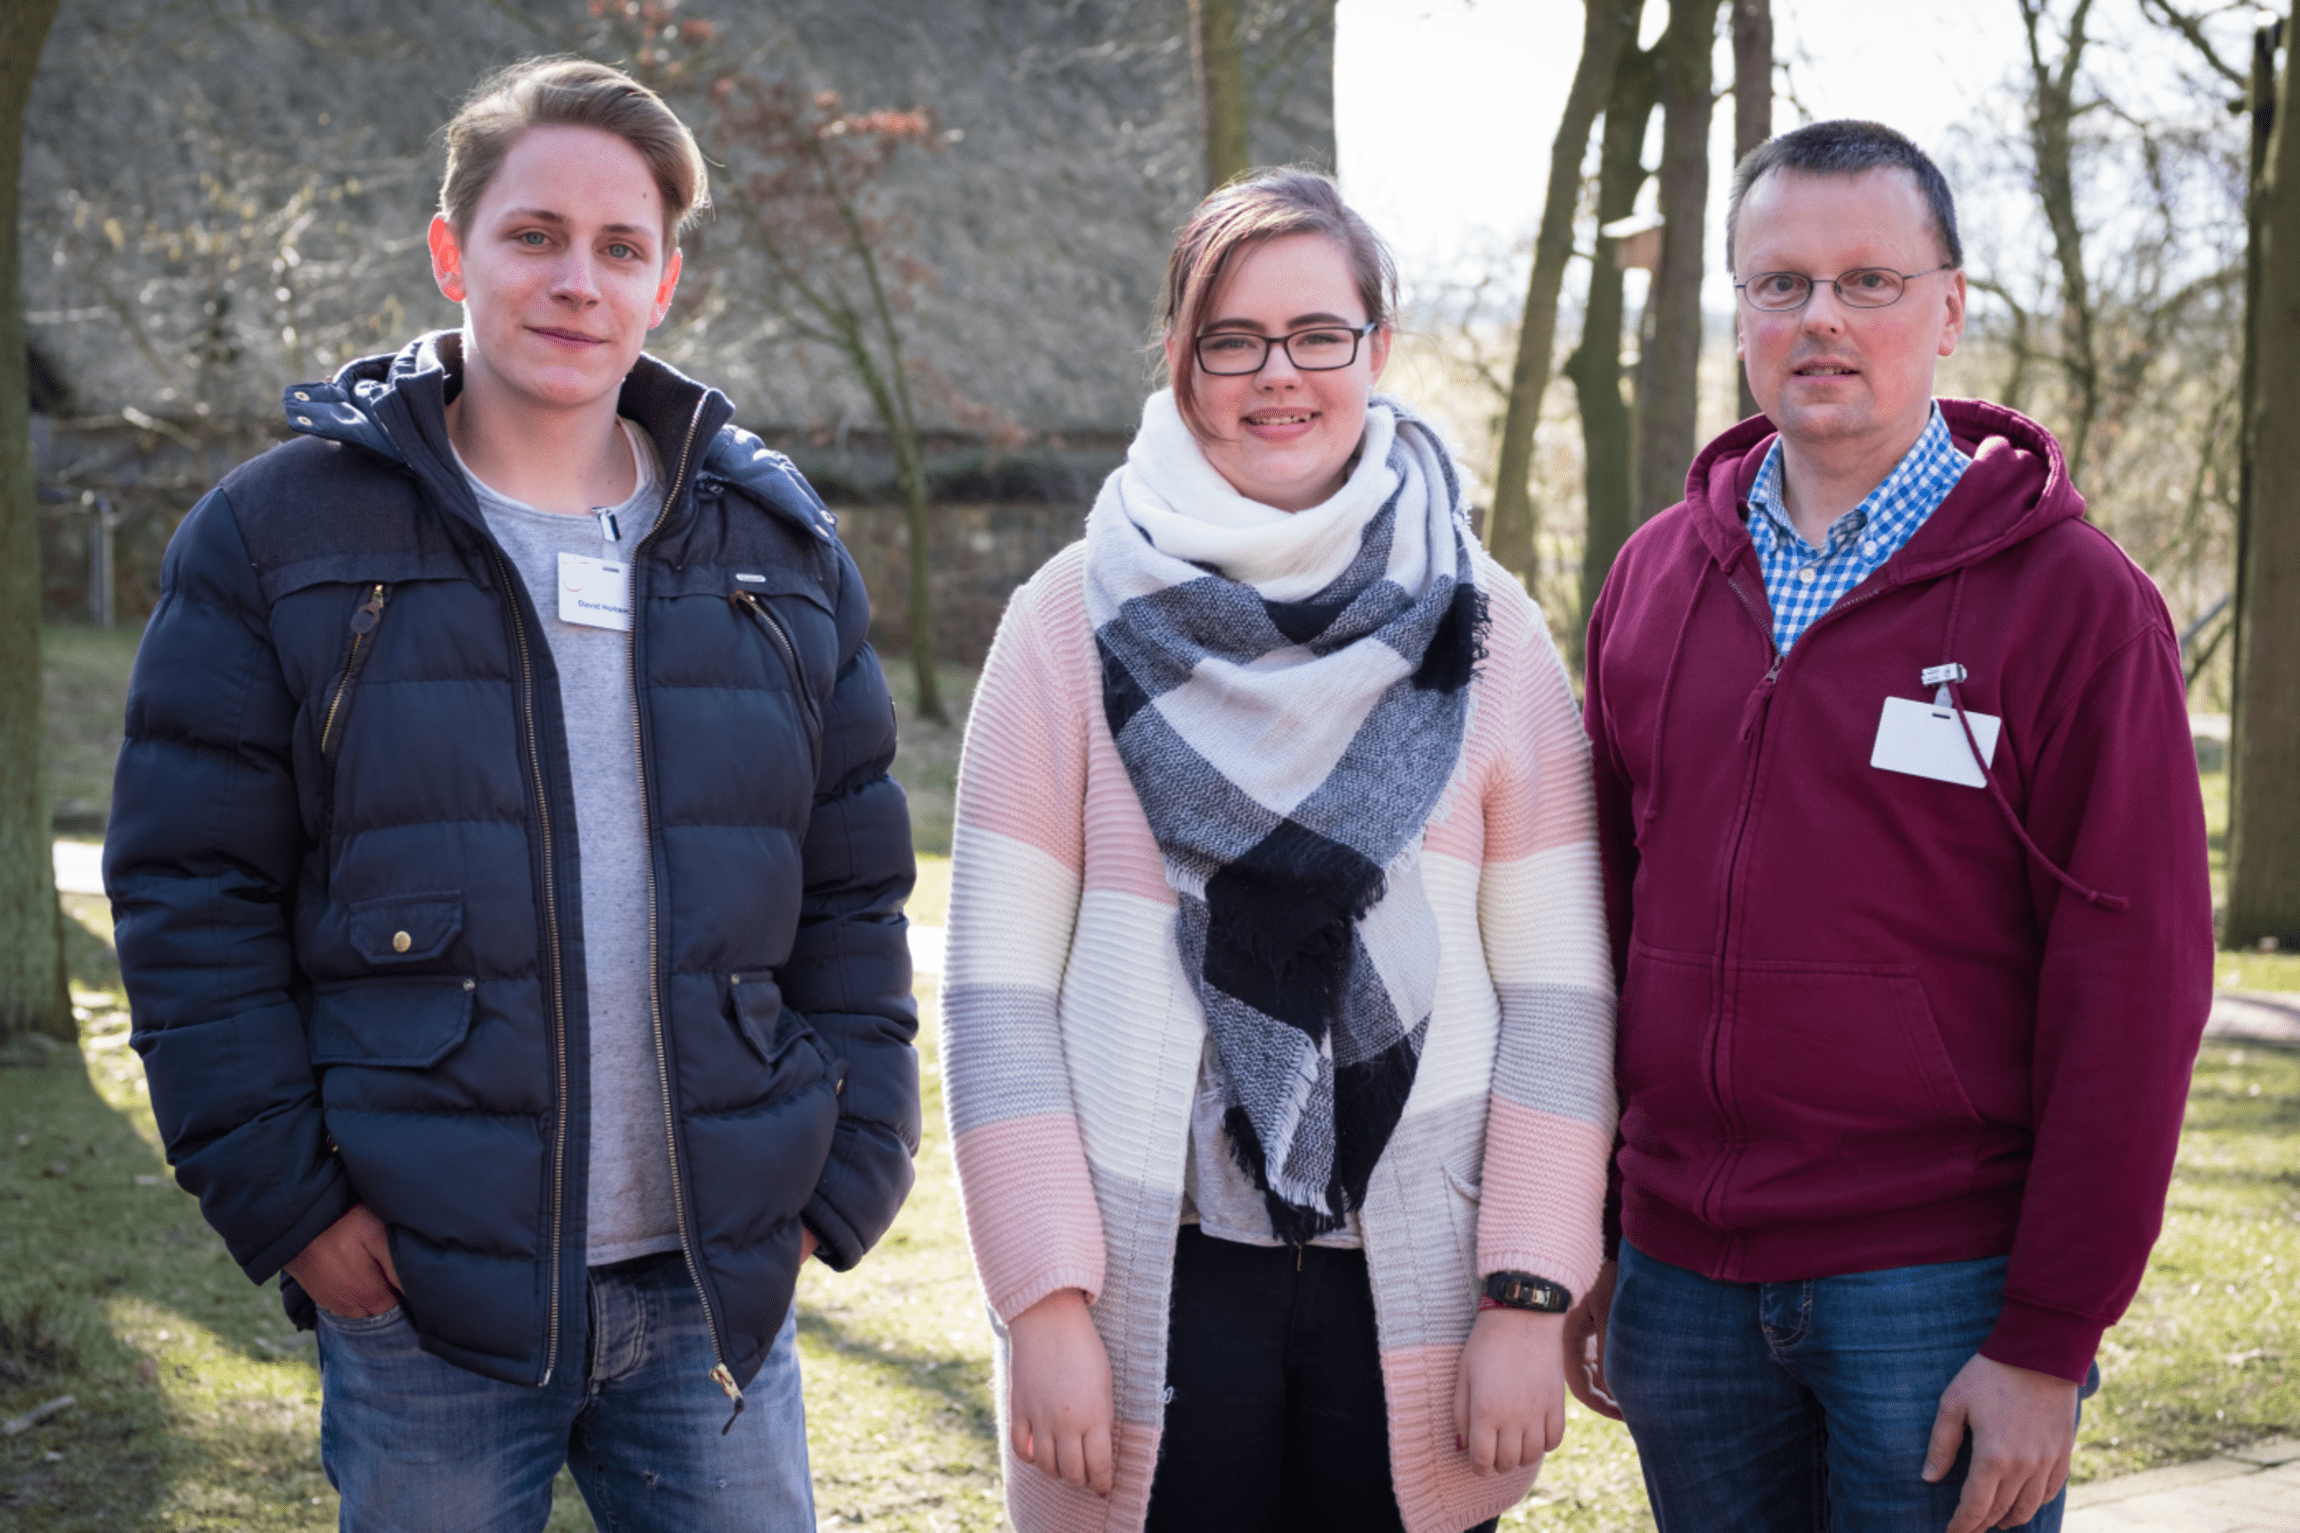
[439,57,709,249]
[1159,169,1399,438]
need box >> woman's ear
[1367,323,1392,385]
[1162,327,1186,388]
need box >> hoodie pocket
[1718,960,1983,1226]
[1616,942,1724,1171]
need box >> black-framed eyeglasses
[1194,321,1379,376]
[1734,264,1956,312]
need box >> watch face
[1486,1272,1571,1311]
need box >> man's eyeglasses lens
[1741,269,1920,312]
[1196,324,1372,375]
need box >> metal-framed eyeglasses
[1193,321,1379,376]
[1734,264,1956,313]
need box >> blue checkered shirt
[1745,403,1970,652]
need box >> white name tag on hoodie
[558,552,631,632]
[1871,696,2002,788]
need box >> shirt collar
[1746,402,1960,555]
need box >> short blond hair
[439,57,709,248]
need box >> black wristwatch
[1482,1271,1572,1313]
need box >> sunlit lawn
[5,631,2290,1528]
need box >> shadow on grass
[3,991,334,1527]
[791,1303,997,1447]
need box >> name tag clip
[1920,662,1967,712]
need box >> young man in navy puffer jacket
[105,58,918,1531]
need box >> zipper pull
[350,583,387,634]
[711,1362,746,1436]
[1737,652,1785,743]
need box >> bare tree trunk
[2018,0,2102,485]
[1731,0,1772,423]
[1567,31,1666,667]
[2228,11,2299,948]
[1191,0,1251,190]
[1,0,72,1047]
[1636,0,1723,524]
[1486,0,1633,585]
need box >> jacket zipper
[623,398,750,1425]
[319,584,390,758]
[489,545,572,1387]
[731,591,823,751]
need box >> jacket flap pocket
[310,977,476,1068]
[349,893,464,964]
[730,971,792,1061]
[729,972,832,1095]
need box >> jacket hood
[278,330,837,545]
[1681,400,2087,589]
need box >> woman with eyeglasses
[940,169,1615,1533]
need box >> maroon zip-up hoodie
[1583,399,2213,1383]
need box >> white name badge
[558,551,631,632]
[1870,695,2003,788]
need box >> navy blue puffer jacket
[105,333,918,1397]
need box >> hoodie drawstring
[1638,574,1709,846]
[1936,570,2130,913]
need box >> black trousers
[1144,1225,1499,1533]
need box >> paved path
[2070,1439,2300,1531]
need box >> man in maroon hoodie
[1568,120,2213,1533]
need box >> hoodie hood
[1681,400,2088,586]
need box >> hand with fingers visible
[284,1203,403,1319]
[1453,1307,1569,1478]
[1561,1259,1624,1420]
[1007,1288,1115,1499]
[1924,1353,2080,1533]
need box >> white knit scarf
[1083,389,1485,1240]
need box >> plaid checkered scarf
[1084,390,1487,1242]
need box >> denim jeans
[317,1250,813,1533]
[1144,1226,1498,1533]
[1607,1242,2097,1533]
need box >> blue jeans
[1607,1242,2097,1533]
[317,1251,814,1533]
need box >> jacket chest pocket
[348,893,464,966]
[729,590,824,756]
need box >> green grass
[10,631,2289,1528]
[42,624,141,833]
[2077,1040,2300,1479]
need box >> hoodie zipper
[1699,562,1907,1243]
[622,397,749,1425]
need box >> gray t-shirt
[1182,1038,1363,1249]
[459,419,681,1266]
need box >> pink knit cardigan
[942,541,1615,1533]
